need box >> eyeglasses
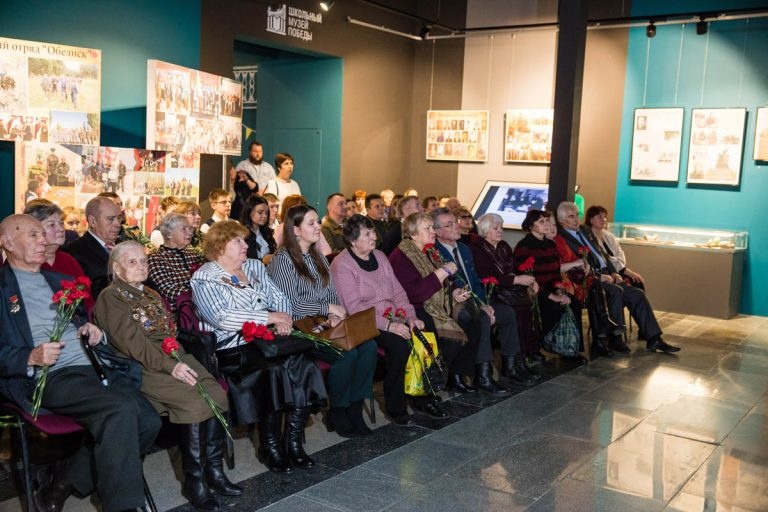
[213,200,232,205]
[459,215,472,220]
[439,222,456,229]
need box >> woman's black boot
[180,423,221,511]
[284,407,315,468]
[258,411,293,473]
[347,400,373,436]
[326,407,357,438]
[204,418,243,496]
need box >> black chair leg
[10,413,35,512]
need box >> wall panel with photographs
[629,108,684,182]
[426,110,489,162]
[0,36,101,145]
[686,108,747,186]
[503,109,553,163]
[147,60,243,156]
[15,142,200,236]
[470,180,548,230]
[754,107,768,161]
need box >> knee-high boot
[180,423,221,511]
[283,407,315,469]
[258,411,292,473]
[204,418,243,496]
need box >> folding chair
[0,402,157,512]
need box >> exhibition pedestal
[620,242,744,319]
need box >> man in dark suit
[61,196,122,299]
[555,202,679,353]
[432,207,532,393]
[0,214,160,512]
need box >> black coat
[61,231,110,299]
[0,266,87,411]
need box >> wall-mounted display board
[146,60,243,156]
[426,110,488,162]
[686,108,747,187]
[470,180,548,230]
[503,109,553,164]
[0,36,101,145]
[754,107,768,161]
[15,142,200,235]
[629,108,684,182]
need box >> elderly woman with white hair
[147,212,206,313]
[470,213,544,371]
[95,241,239,511]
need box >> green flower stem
[290,329,343,356]
[171,352,232,441]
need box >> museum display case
[610,224,747,318]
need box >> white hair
[476,213,503,238]
[556,201,578,220]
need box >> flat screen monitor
[470,181,549,229]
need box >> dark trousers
[374,332,412,417]
[41,365,161,512]
[602,281,662,340]
[314,339,378,407]
[456,305,494,365]
[492,303,522,357]
[414,308,478,377]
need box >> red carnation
[395,308,407,319]
[577,246,590,257]
[162,337,180,355]
[51,290,66,303]
[422,243,435,254]
[75,276,91,288]
[383,306,393,320]
[481,277,499,286]
[518,257,535,273]
[242,321,259,343]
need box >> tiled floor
[1,311,767,511]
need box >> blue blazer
[436,241,487,303]
[0,266,88,411]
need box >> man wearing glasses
[201,188,234,234]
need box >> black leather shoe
[609,335,631,354]
[346,400,373,436]
[326,407,357,438]
[528,352,546,365]
[591,337,614,358]
[473,362,510,396]
[415,400,449,419]
[500,355,536,387]
[389,414,414,426]
[33,466,73,512]
[446,372,477,394]
[646,337,680,353]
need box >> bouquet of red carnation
[241,320,341,355]
[553,281,568,296]
[480,277,499,306]
[422,243,446,268]
[383,306,407,329]
[31,277,92,419]
[162,337,232,439]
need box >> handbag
[542,306,581,357]
[294,308,379,351]
[404,329,446,396]
[497,284,533,308]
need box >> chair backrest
[176,290,202,333]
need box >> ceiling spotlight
[646,21,656,38]
[320,0,334,11]
[420,24,431,40]
[696,17,708,35]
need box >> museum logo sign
[266,4,323,42]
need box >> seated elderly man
[61,196,122,299]
[555,202,679,354]
[432,207,531,389]
[0,214,160,512]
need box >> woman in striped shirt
[190,221,327,474]
[268,205,377,438]
[512,210,584,353]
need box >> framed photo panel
[754,107,768,161]
[686,108,747,186]
[426,110,488,162]
[470,180,548,230]
[503,109,553,163]
[629,107,684,182]
[0,36,101,145]
[147,60,243,156]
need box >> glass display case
[610,224,748,252]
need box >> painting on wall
[0,36,101,145]
[147,60,243,156]
[629,107,684,182]
[15,142,200,236]
[686,108,747,187]
[426,110,489,162]
[503,109,553,164]
[753,107,768,161]
[470,180,548,230]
